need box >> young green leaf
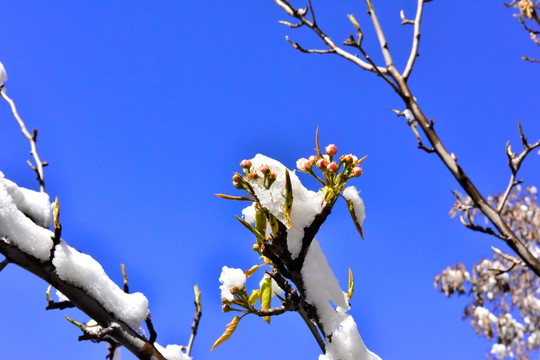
[283,169,294,228]
[347,267,355,302]
[260,277,272,324]
[245,264,264,279]
[249,289,261,305]
[345,199,364,239]
[235,215,266,242]
[210,316,241,352]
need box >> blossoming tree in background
[269,0,539,358]
[213,140,380,359]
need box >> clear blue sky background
[1,1,539,359]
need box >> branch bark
[0,239,167,360]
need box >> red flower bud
[325,144,338,156]
[326,162,338,172]
[352,167,363,177]
[316,158,328,169]
[240,159,252,169]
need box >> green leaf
[347,13,360,30]
[260,277,272,324]
[235,215,266,242]
[347,267,354,302]
[210,316,241,352]
[345,199,364,239]
[245,264,264,279]
[249,289,261,305]
[283,170,294,228]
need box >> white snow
[303,240,380,360]
[402,109,417,125]
[239,154,378,360]
[0,61,6,85]
[52,240,149,331]
[154,343,191,360]
[247,154,324,258]
[241,203,256,225]
[0,172,53,260]
[342,186,366,227]
[56,289,70,302]
[4,178,52,228]
[219,266,247,301]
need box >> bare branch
[146,314,158,344]
[186,285,202,357]
[496,124,540,213]
[400,10,415,25]
[274,0,384,72]
[257,303,296,316]
[459,215,508,241]
[0,258,9,273]
[364,0,395,69]
[286,36,336,54]
[0,239,167,360]
[403,0,426,80]
[0,89,47,192]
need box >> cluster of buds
[234,159,277,190]
[296,144,366,205]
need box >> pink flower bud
[304,161,312,171]
[308,155,317,164]
[325,144,338,156]
[270,172,277,180]
[316,158,328,169]
[222,304,232,312]
[232,174,242,182]
[240,159,252,169]
[247,172,259,180]
[260,164,270,174]
[352,167,363,177]
[326,162,338,172]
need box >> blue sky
[1,1,539,359]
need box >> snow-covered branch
[0,62,194,360]
[215,142,380,359]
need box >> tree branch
[364,0,396,69]
[402,0,426,80]
[186,285,202,357]
[0,89,47,192]
[0,239,167,360]
[496,125,540,213]
[274,0,387,73]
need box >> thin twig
[145,314,157,344]
[403,0,426,80]
[0,89,46,192]
[496,124,540,213]
[364,0,395,68]
[297,301,325,352]
[186,285,202,357]
[343,34,401,94]
[0,258,9,272]
[121,264,129,294]
[286,36,336,54]
[257,303,296,317]
[274,0,386,73]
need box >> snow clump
[219,266,246,301]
